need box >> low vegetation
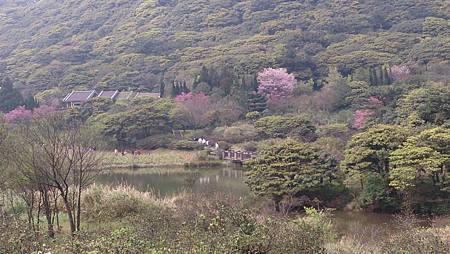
[1,185,448,254]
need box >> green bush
[83,185,159,221]
[0,217,40,254]
[381,227,449,254]
[358,173,401,212]
[218,141,232,150]
[44,228,158,254]
[213,124,258,144]
[254,115,317,141]
[135,134,174,150]
[317,123,351,139]
[245,111,262,121]
[170,140,203,150]
[241,141,258,152]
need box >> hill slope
[0,0,449,94]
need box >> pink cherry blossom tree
[368,96,384,107]
[257,68,296,98]
[174,92,212,128]
[4,104,56,123]
[4,106,33,123]
[390,65,411,82]
[352,109,374,130]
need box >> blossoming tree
[4,105,55,123]
[4,106,32,123]
[257,68,296,98]
[174,92,211,128]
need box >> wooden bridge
[222,150,256,163]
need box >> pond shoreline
[103,161,233,170]
[100,149,238,170]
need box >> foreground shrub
[41,228,158,254]
[381,224,449,254]
[83,184,164,221]
[0,217,40,254]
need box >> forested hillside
[0,0,449,96]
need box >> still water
[96,167,249,198]
[97,167,449,236]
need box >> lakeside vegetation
[102,149,202,168]
[1,184,449,253]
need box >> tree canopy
[245,140,337,210]
[0,0,449,94]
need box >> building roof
[134,92,160,98]
[63,90,161,103]
[63,90,96,103]
[97,90,119,100]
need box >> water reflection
[96,167,249,198]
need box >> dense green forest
[0,0,449,96]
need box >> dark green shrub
[255,115,317,142]
[317,123,351,139]
[213,124,258,144]
[218,141,232,150]
[358,173,401,212]
[241,141,258,152]
[48,228,156,254]
[135,134,174,150]
[170,140,203,150]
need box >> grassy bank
[102,149,202,168]
[102,149,230,170]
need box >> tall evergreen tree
[0,77,23,113]
[247,92,268,113]
[24,96,39,110]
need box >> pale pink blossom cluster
[352,109,374,130]
[368,96,383,106]
[390,65,411,81]
[4,105,55,123]
[4,106,33,123]
[257,68,296,98]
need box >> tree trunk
[53,192,60,231]
[76,186,82,231]
[273,196,282,213]
[62,197,76,235]
[41,190,55,238]
[36,193,42,233]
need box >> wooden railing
[222,150,256,162]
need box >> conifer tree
[0,77,23,113]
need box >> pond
[96,167,449,238]
[96,167,250,198]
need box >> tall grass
[82,184,182,218]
